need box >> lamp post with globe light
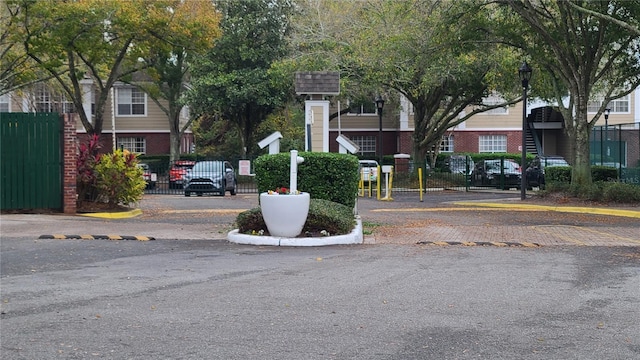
[518,61,532,200]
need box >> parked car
[137,163,157,190]
[183,160,237,196]
[526,155,569,189]
[358,160,379,182]
[169,160,196,189]
[471,159,522,189]
[444,154,474,175]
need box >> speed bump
[417,240,539,247]
[39,235,154,241]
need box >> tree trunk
[570,105,593,187]
[169,132,182,163]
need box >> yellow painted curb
[78,208,143,219]
[451,202,640,219]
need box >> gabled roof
[295,71,340,95]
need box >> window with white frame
[33,86,75,113]
[440,134,454,153]
[117,88,146,116]
[36,86,53,112]
[58,95,75,113]
[117,137,146,154]
[587,95,630,113]
[479,135,507,153]
[351,135,377,155]
[347,99,377,115]
[0,93,9,112]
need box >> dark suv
[526,155,569,189]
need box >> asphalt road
[1,192,639,359]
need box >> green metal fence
[591,123,640,185]
[1,112,63,210]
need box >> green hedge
[254,152,359,209]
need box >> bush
[94,150,146,207]
[543,180,640,203]
[254,152,359,208]
[601,182,640,203]
[236,198,355,236]
[77,134,101,202]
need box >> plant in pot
[260,186,310,237]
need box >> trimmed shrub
[254,152,359,208]
[236,198,355,236]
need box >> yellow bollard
[419,167,423,202]
[376,165,381,200]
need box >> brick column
[62,114,77,214]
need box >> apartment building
[0,82,194,155]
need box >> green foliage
[187,0,295,157]
[254,152,359,208]
[93,150,146,207]
[601,182,640,203]
[236,198,355,236]
[545,167,571,183]
[591,166,619,182]
[255,107,306,154]
[498,1,640,187]
[14,0,219,137]
[546,181,640,204]
[76,134,101,202]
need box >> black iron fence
[141,156,533,196]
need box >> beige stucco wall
[310,105,325,152]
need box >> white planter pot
[260,192,310,237]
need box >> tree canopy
[290,0,524,166]
[12,0,220,137]
[187,0,295,157]
[497,0,640,186]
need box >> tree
[566,0,640,36]
[129,2,221,162]
[187,0,295,158]
[14,0,218,139]
[498,0,640,186]
[289,0,523,167]
[0,1,50,95]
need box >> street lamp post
[375,96,385,166]
[518,61,532,200]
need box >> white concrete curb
[227,218,364,246]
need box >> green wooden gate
[1,112,62,210]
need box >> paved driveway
[1,192,639,359]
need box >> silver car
[183,161,237,196]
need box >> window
[440,134,454,152]
[588,95,630,113]
[117,137,146,154]
[351,135,377,156]
[36,86,52,112]
[0,93,9,112]
[117,88,146,116]
[33,86,75,113]
[479,135,507,153]
[347,99,377,115]
[58,96,75,114]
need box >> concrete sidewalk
[2,193,638,246]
